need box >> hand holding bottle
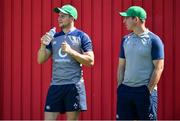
[41,27,56,45]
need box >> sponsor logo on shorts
[116,114,119,119]
[149,113,154,119]
[46,105,51,110]
[73,103,78,109]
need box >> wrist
[40,43,46,48]
[147,86,153,93]
[39,44,46,51]
[68,48,74,56]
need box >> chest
[123,37,152,58]
[52,35,82,52]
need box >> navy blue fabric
[119,38,125,58]
[151,37,164,60]
[149,90,157,120]
[44,85,80,113]
[117,84,157,120]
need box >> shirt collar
[132,29,150,38]
[138,29,149,36]
[66,27,76,35]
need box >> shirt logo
[52,41,57,45]
[58,48,67,58]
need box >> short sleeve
[81,33,93,52]
[151,37,164,60]
[46,42,52,51]
[119,38,125,58]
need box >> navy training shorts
[116,84,157,120]
[44,81,87,113]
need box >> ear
[70,17,75,22]
[135,17,139,22]
[133,17,140,24]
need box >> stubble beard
[59,22,71,30]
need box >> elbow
[85,59,94,66]
[89,61,94,66]
[155,66,164,74]
[89,58,94,66]
[37,60,42,64]
[159,65,164,72]
[160,67,164,74]
[37,58,44,64]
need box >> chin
[59,24,64,29]
[59,23,63,26]
[126,27,130,30]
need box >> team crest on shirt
[69,36,81,45]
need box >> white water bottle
[43,27,56,45]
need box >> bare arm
[37,34,52,64]
[117,58,126,86]
[148,59,164,92]
[61,41,94,66]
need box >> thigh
[66,111,80,120]
[134,86,151,120]
[44,112,59,120]
[44,85,65,113]
[149,89,157,120]
[75,81,87,111]
[64,81,87,112]
[116,84,136,120]
[64,84,81,112]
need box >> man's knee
[66,111,80,120]
[44,112,59,120]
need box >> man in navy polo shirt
[37,4,94,120]
[117,6,164,120]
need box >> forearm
[148,68,163,92]
[37,44,49,64]
[117,67,125,86]
[69,49,94,66]
[117,59,126,86]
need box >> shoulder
[148,31,163,44]
[71,29,91,42]
[124,32,134,39]
[73,29,90,39]
[122,32,134,43]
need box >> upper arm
[81,33,93,52]
[119,38,125,58]
[151,36,164,71]
[151,37,164,60]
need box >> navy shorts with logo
[44,81,87,113]
[116,84,157,120]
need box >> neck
[133,24,147,35]
[63,22,75,34]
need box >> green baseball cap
[54,4,78,20]
[119,6,147,20]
